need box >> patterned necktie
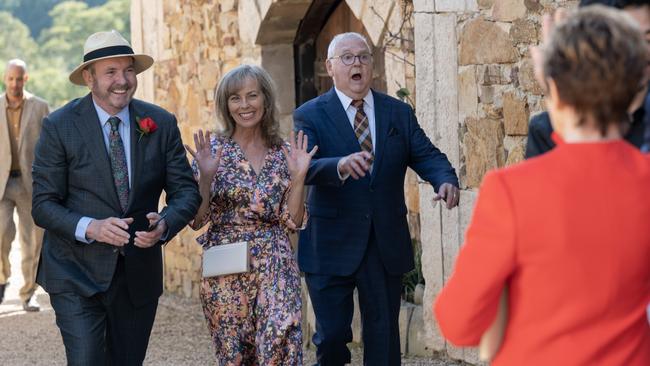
[351,99,373,161]
[108,116,129,212]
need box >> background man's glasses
[330,53,372,65]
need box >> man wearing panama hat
[32,30,200,365]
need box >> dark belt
[9,170,21,178]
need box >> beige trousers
[0,177,43,302]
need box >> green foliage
[0,0,21,10]
[29,58,87,108]
[0,11,38,61]
[2,0,62,38]
[0,0,130,108]
[396,87,410,101]
[401,238,424,303]
[395,86,415,111]
[0,0,107,38]
[40,0,131,72]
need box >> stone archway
[130,0,457,358]
[294,0,388,104]
[245,0,429,352]
[240,0,400,135]
[238,0,312,137]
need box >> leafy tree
[0,0,20,10]
[39,0,130,72]
[4,0,62,38]
[0,11,38,62]
[29,58,87,108]
[0,0,108,38]
[0,0,131,107]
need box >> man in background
[0,59,49,311]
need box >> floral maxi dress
[191,135,305,365]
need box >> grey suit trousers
[0,176,43,301]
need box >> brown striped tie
[351,99,373,161]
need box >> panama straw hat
[69,29,154,86]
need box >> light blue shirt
[334,87,376,149]
[74,101,132,243]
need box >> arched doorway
[294,0,386,105]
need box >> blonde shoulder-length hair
[214,64,283,147]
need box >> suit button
[365,214,370,219]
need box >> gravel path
[0,232,464,365]
[0,292,464,365]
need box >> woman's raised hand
[282,130,318,181]
[185,129,223,182]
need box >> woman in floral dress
[185,64,317,365]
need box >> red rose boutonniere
[136,116,158,141]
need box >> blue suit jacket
[294,88,458,276]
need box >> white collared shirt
[75,101,132,243]
[334,87,376,152]
[334,88,375,180]
[92,100,132,187]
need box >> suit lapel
[322,89,362,154]
[17,92,33,151]
[72,94,122,212]
[126,102,147,210]
[370,91,390,183]
[0,95,9,158]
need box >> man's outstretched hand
[433,183,460,209]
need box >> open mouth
[351,72,362,81]
[239,111,256,120]
[110,84,130,95]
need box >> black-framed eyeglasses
[330,53,373,65]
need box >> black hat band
[83,45,134,63]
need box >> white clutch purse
[202,241,249,278]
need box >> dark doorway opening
[293,0,386,106]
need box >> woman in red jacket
[435,6,650,365]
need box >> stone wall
[132,0,250,297]
[414,0,575,363]
[458,0,575,188]
[131,0,422,297]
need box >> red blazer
[435,140,650,365]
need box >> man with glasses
[294,32,460,365]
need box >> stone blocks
[503,92,529,135]
[463,118,505,188]
[491,0,526,22]
[460,19,518,65]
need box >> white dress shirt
[334,87,376,150]
[334,87,375,180]
[75,102,131,243]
